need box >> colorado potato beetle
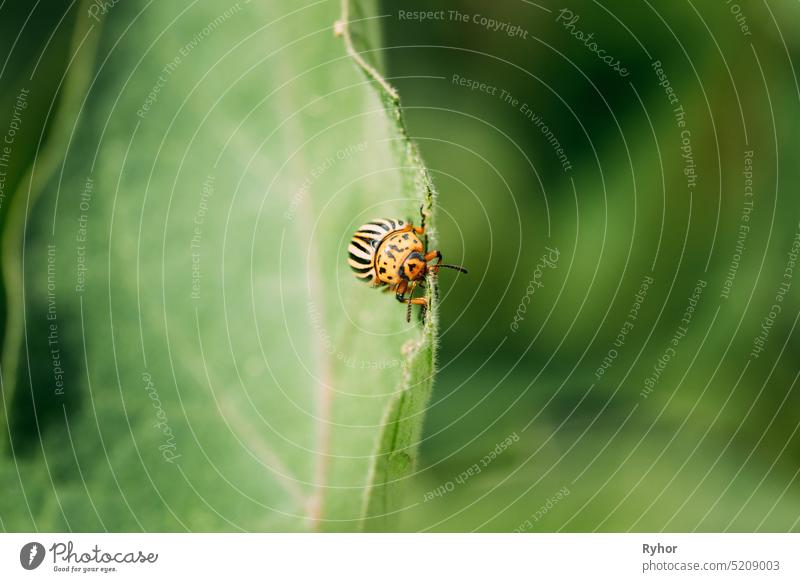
[348,208,467,321]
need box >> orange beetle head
[402,252,427,281]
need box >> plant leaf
[337,0,439,530]
[1,0,436,532]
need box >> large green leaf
[338,0,439,529]
[1,0,437,531]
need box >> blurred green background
[1,0,799,532]
[377,0,800,531]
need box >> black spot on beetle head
[403,252,427,280]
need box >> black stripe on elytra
[354,234,380,248]
[356,229,383,239]
[358,228,385,237]
[350,263,373,273]
[356,228,386,238]
[350,237,373,253]
[348,252,371,266]
[349,238,371,255]
[362,222,390,233]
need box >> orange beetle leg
[418,204,427,233]
[424,249,442,264]
[398,222,425,236]
[398,279,427,322]
[405,297,428,306]
[394,279,409,302]
[404,296,427,323]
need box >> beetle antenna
[437,263,468,274]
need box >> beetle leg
[396,279,428,322]
[402,295,428,324]
[424,249,442,264]
[405,280,417,322]
[406,281,427,322]
[394,279,408,302]
[397,215,425,236]
[408,297,428,322]
[404,297,428,305]
[403,204,424,237]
